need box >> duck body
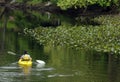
[36,60,45,65]
[36,60,46,68]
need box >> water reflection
[36,63,45,68]
[19,65,31,75]
[0,7,14,54]
[44,46,120,82]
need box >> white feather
[36,60,46,68]
[36,60,46,65]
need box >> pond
[0,7,120,82]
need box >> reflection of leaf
[0,8,5,19]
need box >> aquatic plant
[24,15,120,54]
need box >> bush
[24,15,120,54]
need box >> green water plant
[24,15,120,54]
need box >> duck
[36,60,46,65]
[36,60,46,68]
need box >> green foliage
[24,15,120,54]
[15,0,120,10]
[57,0,120,10]
[50,0,58,3]
[16,0,57,4]
[16,0,31,3]
[16,0,42,4]
[27,0,42,4]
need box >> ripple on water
[48,74,74,78]
[0,66,19,70]
[35,67,55,71]
[0,71,22,82]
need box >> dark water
[0,7,120,82]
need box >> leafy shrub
[57,0,119,10]
[24,15,120,54]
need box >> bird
[36,60,46,68]
[36,60,46,65]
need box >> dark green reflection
[44,46,120,82]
